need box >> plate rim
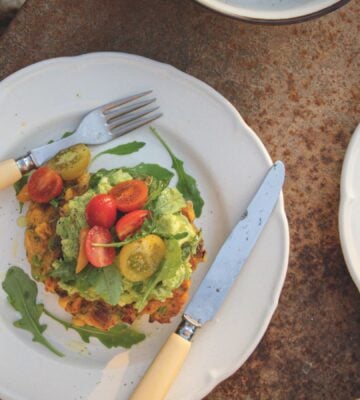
[193,0,350,24]
[339,123,360,292]
[0,51,290,400]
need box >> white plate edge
[339,123,360,293]
[194,0,344,20]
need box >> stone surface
[0,0,359,399]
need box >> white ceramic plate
[339,124,360,292]
[0,52,289,400]
[195,0,349,22]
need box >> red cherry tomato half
[109,180,148,212]
[85,226,116,268]
[116,210,150,241]
[28,166,63,203]
[85,194,117,228]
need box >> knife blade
[130,160,285,400]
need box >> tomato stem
[92,241,128,248]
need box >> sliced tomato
[76,227,90,273]
[47,144,91,181]
[85,226,116,268]
[115,210,150,241]
[118,234,166,281]
[85,194,117,228]
[16,183,31,203]
[28,166,63,203]
[109,180,148,212]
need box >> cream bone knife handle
[0,155,36,190]
[0,159,23,190]
[130,318,199,400]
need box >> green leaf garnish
[44,309,145,348]
[124,163,174,182]
[2,267,64,357]
[150,127,204,217]
[92,141,145,163]
[13,175,29,195]
[92,264,123,306]
[49,198,60,208]
[2,266,144,353]
[51,262,123,306]
[61,131,75,139]
[48,131,75,144]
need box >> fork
[0,91,162,190]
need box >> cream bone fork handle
[0,90,162,190]
[130,161,285,400]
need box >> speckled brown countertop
[0,0,359,399]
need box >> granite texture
[0,0,359,399]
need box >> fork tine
[101,90,152,113]
[104,98,156,119]
[110,112,163,137]
[108,106,160,130]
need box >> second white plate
[195,0,348,22]
[339,124,360,293]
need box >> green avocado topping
[53,165,202,309]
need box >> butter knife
[130,160,285,400]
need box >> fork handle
[0,159,23,190]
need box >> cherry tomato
[85,194,117,228]
[85,226,115,268]
[47,144,91,181]
[115,210,150,241]
[118,234,166,281]
[28,166,63,203]
[109,180,148,212]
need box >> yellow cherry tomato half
[47,144,91,181]
[118,234,166,282]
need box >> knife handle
[0,159,22,190]
[130,333,191,400]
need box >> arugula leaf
[44,309,145,348]
[49,198,60,208]
[124,163,174,183]
[61,131,75,139]
[150,127,204,217]
[146,179,169,208]
[88,168,109,189]
[2,266,143,354]
[92,141,145,163]
[92,264,123,306]
[2,267,64,357]
[51,262,122,306]
[13,174,30,196]
[48,131,75,144]
[137,239,182,311]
